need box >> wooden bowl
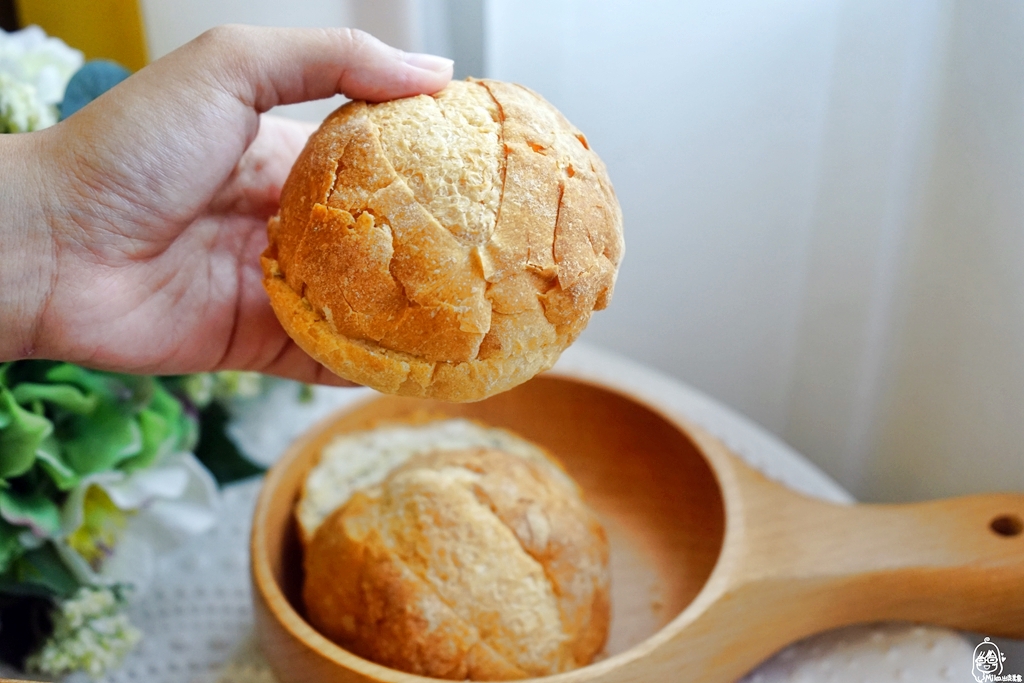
[251,373,1024,683]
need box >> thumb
[49,26,453,230]
[177,25,454,111]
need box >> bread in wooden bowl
[261,79,624,402]
[298,419,610,680]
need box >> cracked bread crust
[302,447,610,680]
[262,79,624,402]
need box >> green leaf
[0,571,60,599]
[10,383,98,414]
[0,389,53,479]
[180,411,199,454]
[60,402,143,475]
[0,518,25,575]
[123,383,197,473]
[0,489,61,539]
[34,437,79,491]
[6,545,78,599]
[193,402,265,485]
[44,366,154,413]
[150,382,184,427]
[121,408,171,473]
[113,374,155,414]
[43,364,113,398]
[1,361,60,387]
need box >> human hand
[1,26,452,383]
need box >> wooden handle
[739,467,1024,637]
[599,423,1024,683]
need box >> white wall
[487,0,1024,501]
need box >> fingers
[239,336,361,387]
[183,25,453,112]
[36,26,451,385]
[207,115,317,219]
[213,226,360,388]
[251,337,360,388]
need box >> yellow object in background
[15,0,148,71]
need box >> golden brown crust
[302,447,610,680]
[262,266,560,401]
[264,79,623,402]
[303,493,528,680]
[400,449,611,667]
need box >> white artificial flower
[26,586,142,679]
[0,25,83,132]
[227,380,370,467]
[56,452,218,595]
[211,370,265,400]
[0,25,83,105]
[0,71,55,131]
[180,371,266,408]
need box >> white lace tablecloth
[13,343,1018,683]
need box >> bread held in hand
[262,79,623,402]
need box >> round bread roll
[262,79,623,402]
[296,418,571,544]
[301,432,610,679]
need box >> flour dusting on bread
[296,418,571,541]
[262,79,624,402]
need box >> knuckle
[338,27,374,52]
[196,24,248,51]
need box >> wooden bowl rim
[250,371,742,682]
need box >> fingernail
[402,52,454,72]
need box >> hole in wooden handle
[990,514,1023,537]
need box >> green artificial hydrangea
[0,362,269,674]
[0,72,56,132]
[0,362,198,577]
[25,586,141,678]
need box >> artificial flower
[179,370,266,409]
[0,25,83,105]
[25,586,141,678]
[0,25,82,132]
[56,452,218,593]
[0,72,54,132]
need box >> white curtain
[486,0,1024,502]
